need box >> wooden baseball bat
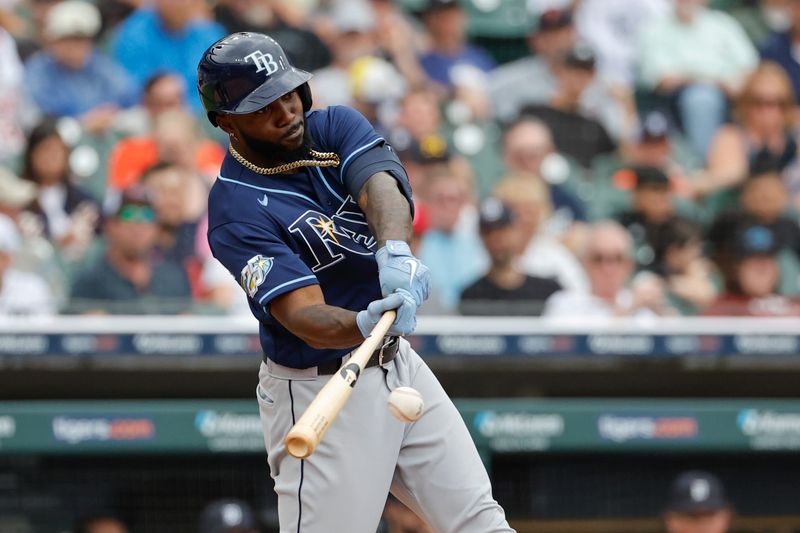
[284,310,397,459]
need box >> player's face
[228,91,306,157]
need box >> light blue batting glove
[375,240,431,306]
[356,288,417,338]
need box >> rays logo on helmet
[240,255,274,298]
[244,50,281,75]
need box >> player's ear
[216,114,236,137]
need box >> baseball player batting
[199,33,514,533]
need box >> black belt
[316,336,399,375]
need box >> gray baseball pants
[256,338,515,533]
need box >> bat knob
[285,425,318,459]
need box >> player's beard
[240,120,312,165]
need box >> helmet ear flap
[297,83,313,112]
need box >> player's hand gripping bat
[284,310,397,459]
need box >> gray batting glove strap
[356,289,417,338]
[375,240,431,306]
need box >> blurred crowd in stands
[2,0,800,318]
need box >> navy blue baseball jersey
[208,106,413,368]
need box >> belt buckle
[378,336,394,366]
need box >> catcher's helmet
[197,32,313,127]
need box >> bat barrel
[285,425,318,459]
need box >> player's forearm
[358,172,413,248]
[281,304,363,350]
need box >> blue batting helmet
[197,32,313,127]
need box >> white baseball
[387,387,424,423]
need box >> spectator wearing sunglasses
[543,221,673,318]
[68,186,191,314]
[697,62,799,197]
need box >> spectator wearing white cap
[0,213,54,316]
[24,0,137,133]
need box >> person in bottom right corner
[662,470,732,533]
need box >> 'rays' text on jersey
[289,195,376,272]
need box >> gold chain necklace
[229,143,340,175]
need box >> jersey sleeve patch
[241,255,274,298]
[208,222,317,309]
